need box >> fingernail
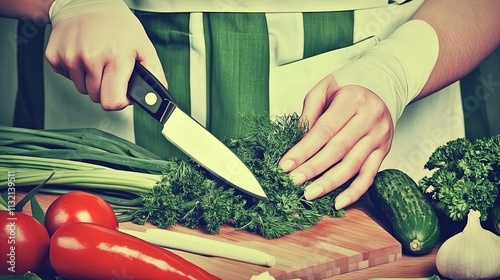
[304,185,323,200]
[279,159,295,172]
[335,196,351,210]
[290,173,306,185]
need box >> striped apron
[4,0,494,181]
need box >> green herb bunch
[419,134,500,222]
[134,113,345,238]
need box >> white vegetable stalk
[120,228,276,267]
[436,209,500,280]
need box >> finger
[45,39,69,79]
[66,65,88,96]
[300,75,343,126]
[47,41,89,95]
[288,113,370,185]
[335,148,386,209]
[45,52,70,79]
[85,70,104,103]
[51,65,70,80]
[279,86,356,173]
[82,59,105,104]
[100,57,135,111]
[302,133,380,201]
[298,76,333,128]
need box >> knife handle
[127,62,177,123]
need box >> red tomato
[44,191,118,236]
[0,211,50,275]
[50,223,220,280]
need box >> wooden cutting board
[23,193,401,280]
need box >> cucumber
[369,169,440,255]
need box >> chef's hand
[45,0,167,111]
[278,75,394,210]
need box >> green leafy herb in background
[419,134,500,222]
[133,113,345,238]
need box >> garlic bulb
[436,209,500,280]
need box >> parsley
[419,135,500,222]
[133,113,345,238]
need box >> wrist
[49,0,131,26]
[333,20,439,126]
[38,0,55,23]
[0,0,54,23]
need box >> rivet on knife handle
[127,62,176,124]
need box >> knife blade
[126,62,268,201]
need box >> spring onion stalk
[0,155,161,197]
[0,125,168,174]
[120,228,276,267]
[0,149,171,174]
[0,137,113,154]
[0,155,111,171]
[0,126,168,223]
[0,169,159,194]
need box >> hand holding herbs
[134,114,345,238]
[0,114,345,239]
[419,134,500,222]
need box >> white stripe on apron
[189,13,208,127]
[266,13,304,68]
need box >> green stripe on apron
[133,12,191,159]
[204,13,270,139]
[13,20,46,129]
[303,11,354,58]
[459,47,500,140]
[135,11,355,159]
[460,69,491,140]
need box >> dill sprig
[133,113,345,238]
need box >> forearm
[413,0,500,99]
[0,0,54,23]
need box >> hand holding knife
[126,62,268,201]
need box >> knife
[126,62,268,201]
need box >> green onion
[0,124,167,217]
[0,154,161,199]
[0,155,110,171]
[0,168,159,194]
[0,149,170,174]
[0,125,162,159]
[0,125,167,173]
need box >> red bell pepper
[50,223,220,280]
